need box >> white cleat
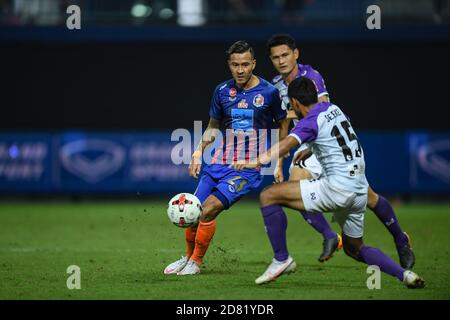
[255,256,296,285]
[177,259,201,276]
[163,256,188,275]
[403,270,425,289]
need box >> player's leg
[289,155,342,261]
[367,185,415,269]
[255,178,347,284]
[336,195,424,288]
[179,168,263,275]
[164,172,217,275]
[342,234,424,288]
[255,181,304,284]
[177,193,225,275]
[185,173,217,257]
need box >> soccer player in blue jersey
[164,40,290,275]
[265,34,415,269]
[231,77,424,288]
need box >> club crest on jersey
[253,94,264,107]
[238,99,248,108]
[229,87,237,101]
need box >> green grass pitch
[0,200,449,299]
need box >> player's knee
[260,186,275,207]
[343,245,359,260]
[288,168,300,181]
[342,237,363,261]
[200,206,218,222]
[289,167,312,181]
[299,169,313,180]
[200,198,223,222]
[367,187,379,209]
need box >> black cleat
[397,232,415,269]
[318,234,342,262]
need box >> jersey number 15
[331,120,362,161]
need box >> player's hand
[189,150,202,179]
[293,148,313,165]
[273,161,284,183]
[229,161,257,171]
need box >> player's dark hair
[288,77,318,106]
[266,34,297,53]
[226,40,254,60]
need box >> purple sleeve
[289,115,318,144]
[208,87,223,120]
[307,68,328,97]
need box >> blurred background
[1,0,450,199]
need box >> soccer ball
[167,193,202,228]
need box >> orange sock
[190,220,216,265]
[185,226,197,258]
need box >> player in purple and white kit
[266,34,415,269]
[231,77,424,288]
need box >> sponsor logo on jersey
[301,70,307,76]
[253,94,264,107]
[238,99,248,108]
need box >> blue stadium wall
[1,131,449,196]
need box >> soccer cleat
[177,259,201,276]
[318,234,342,262]
[397,232,415,269]
[163,256,188,275]
[255,256,296,285]
[403,270,425,289]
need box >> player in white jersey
[231,77,424,288]
[266,34,415,269]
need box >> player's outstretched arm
[230,136,299,171]
[189,118,221,179]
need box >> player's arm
[194,118,220,154]
[274,117,290,183]
[189,118,221,178]
[293,148,313,165]
[231,136,299,170]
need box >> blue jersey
[208,77,286,165]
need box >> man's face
[269,45,299,76]
[228,51,256,87]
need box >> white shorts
[300,178,368,238]
[289,146,322,179]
